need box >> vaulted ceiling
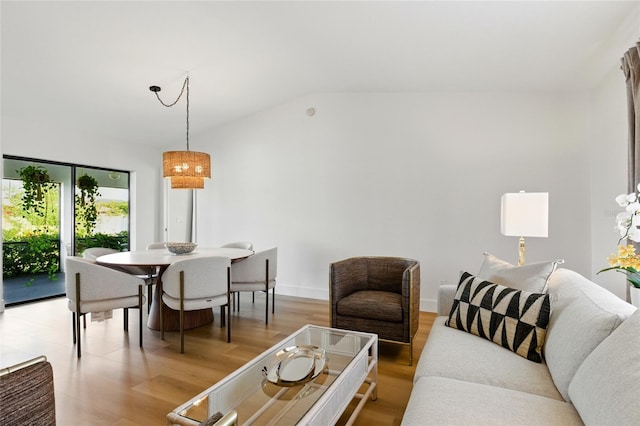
[1,1,637,149]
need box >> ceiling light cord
[150,77,190,151]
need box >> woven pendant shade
[151,77,211,190]
[162,151,211,179]
[171,176,204,189]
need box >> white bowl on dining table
[165,242,197,255]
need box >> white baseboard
[276,285,437,313]
[421,298,437,313]
[276,285,329,301]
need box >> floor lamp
[501,191,549,266]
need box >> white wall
[588,8,640,299]
[197,91,592,311]
[589,67,629,298]
[0,116,163,308]
[2,5,636,311]
[1,116,161,250]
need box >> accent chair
[329,256,420,365]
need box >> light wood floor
[0,293,436,425]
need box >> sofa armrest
[437,284,457,316]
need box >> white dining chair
[143,243,172,310]
[221,241,254,250]
[83,247,151,276]
[230,247,278,324]
[160,256,232,353]
[65,256,146,358]
[82,246,118,260]
[84,247,155,312]
[146,242,168,250]
[221,242,255,307]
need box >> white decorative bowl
[165,242,197,255]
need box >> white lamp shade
[500,192,549,237]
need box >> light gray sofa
[402,268,640,425]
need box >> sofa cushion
[446,272,551,362]
[400,376,583,426]
[477,253,560,293]
[544,268,636,402]
[415,317,563,400]
[568,306,640,424]
[336,290,403,322]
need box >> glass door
[2,156,130,305]
[73,167,130,255]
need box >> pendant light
[149,77,210,189]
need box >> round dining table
[96,247,254,331]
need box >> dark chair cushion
[336,290,403,322]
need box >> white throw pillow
[477,253,562,293]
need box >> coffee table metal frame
[167,324,378,426]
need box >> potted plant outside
[17,165,55,215]
[75,174,100,236]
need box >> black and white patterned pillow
[446,271,551,363]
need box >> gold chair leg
[72,313,76,344]
[147,284,152,314]
[160,293,165,341]
[227,304,231,343]
[265,259,270,325]
[180,271,185,354]
[227,267,231,343]
[77,313,82,358]
[75,273,82,358]
[139,286,143,348]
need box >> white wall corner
[0,299,5,313]
[421,298,437,314]
[618,3,640,47]
[277,284,330,301]
[586,3,640,84]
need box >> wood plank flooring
[0,293,436,425]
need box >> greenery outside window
[2,157,131,305]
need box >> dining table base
[146,285,214,331]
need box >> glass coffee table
[167,325,378,426]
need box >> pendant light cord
[151,77,190,151]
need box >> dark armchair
[330,256,421,365]
[0,356,56,425]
